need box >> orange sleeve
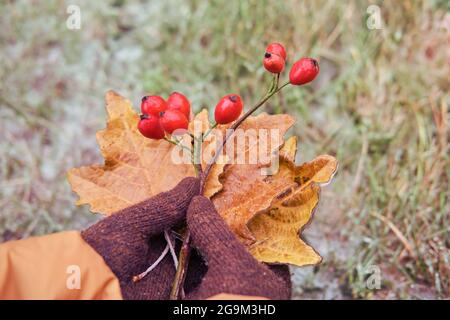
[0,231,122,300]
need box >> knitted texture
[81,177,200,300]
[186,195,292,300]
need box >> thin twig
[170,132,203,299]
[132,243,170,282]
[164,230,178,269]
[202,122,218,141]
[370,211,416,258]
[170,231,192,299]
[190,135,203,177]
[165,137,192,153]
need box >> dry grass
[0,0,448,299]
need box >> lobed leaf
[67,91,223,215]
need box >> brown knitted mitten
[185,195,291,300]
[81,177,200,300]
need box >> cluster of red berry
[138,91,244,140]
[138,42,319,140]
[138,92,190,139]
[263,42,320,85]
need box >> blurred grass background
[0,0,448,299]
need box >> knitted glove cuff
[81,177,199,297]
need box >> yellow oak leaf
[279,136,298,162]
[67,91,224,215]
[248,182,322,266]
[293,154,338,187]
[248,146,338,266]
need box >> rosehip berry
[263,52,285,74]
[167,92,191,119]
[289,58,319,85]
[266,42,286,60]
[159,110,189,134]
[137,114,165,140]
[141,95,167,116]
[214,94,243,124]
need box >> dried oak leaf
[248,141,338,266]
[67,91,223,215]
[211,113,296,243]
[248,183,322,266]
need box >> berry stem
[201,80,290,182]
[164,137,192,153]
[170,133,202,300]
[202,122,218,141]
[192,135,203,176]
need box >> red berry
[141,95,167,116]
[167,92,191,118]
[263,52,285,74]
[266,43,286,60]
[289,58,319,85]
[160,110,189,134]
[214,94,243,124]
[137,114,165,140]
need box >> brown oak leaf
[211,113,296,243]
